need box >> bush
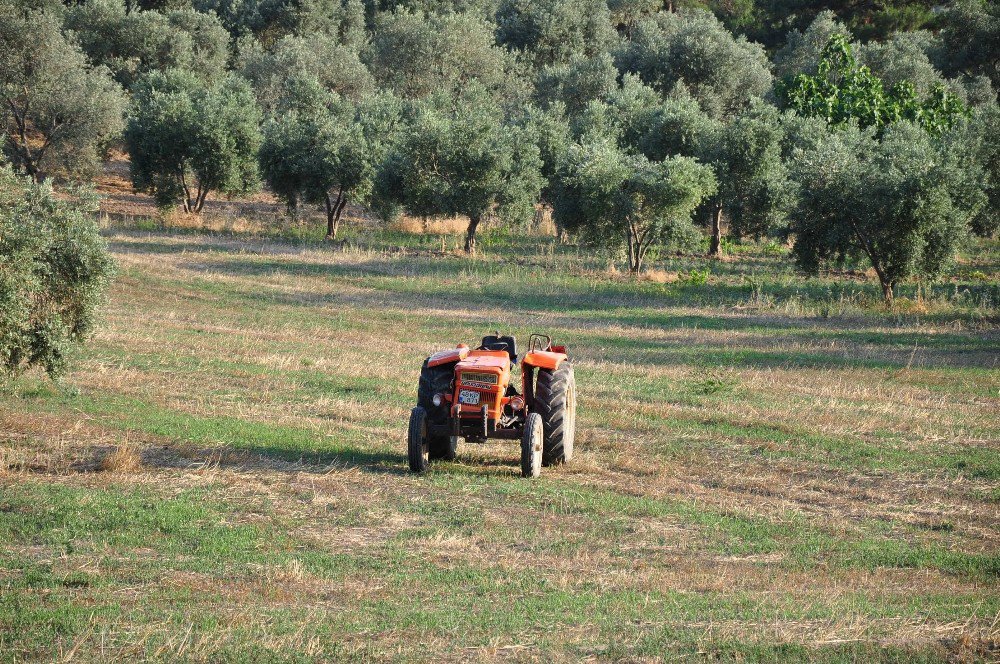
[0,166,115,378]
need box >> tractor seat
[479,334,517,363]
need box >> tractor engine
[453,352,517,438]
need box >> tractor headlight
[510,396,525,411]
[432,393,444,407]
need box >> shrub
[0,166,115,378]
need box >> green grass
[1,228,997,661]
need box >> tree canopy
[554,140,717,272]
[790,121,984,301]
[126,70,262,212]
[375,85,543,252]
[0,3,126,181]
[0,165,115,377]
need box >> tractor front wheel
[535,363,576,466]
[418,362,457,460]
[408,406,429,473]
[521,412,543,478]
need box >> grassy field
[1,221,999,662]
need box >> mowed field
[1,224,999,662]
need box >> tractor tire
[521,412,543,478]
[408,406,429,473]
[417,361,457,460]
[534,363,576,466]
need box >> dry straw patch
[389,214,470,235]
[98,438,143,473]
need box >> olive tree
[261,86,402,239]
[637,91,792,256]
[702,104,795,255]
[197,0,366,45]
[0,165,115,378]
[615,9,771,120]
[375,86,543,253]
[236,33,374,115]
[772,11,849,81]
[365,10,520,102]
[535,53,618,115]
[496,0,616,69]
[936,0,1000,89]
[126,70,262,212]
[0,4,126,182]
[947,103,1000,238]
[553,140,717,273]
[66,1,231,87]
[789,121,984,302]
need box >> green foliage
[0,166,115,378]
[789,121,984,301]
[553,140,717,272]
[858,31,950,100]
[66,1,231,87]
[375,85,543,251]
[615,9,771,120]
[710,104,796,242]
[197,0,366,45]
[260,86,401,237]
[0,3,126,182]
[946,104,1000,238]
[519,103,573,206]
[742,0,939,50]
[779,35,969,136]
[936,0,1000,89]
[535,52,618,115]
[772,10,850,81]
[496,0,616,69]
[364,9,521,102]
[638,85,721,161]
[236,33,374,115]
[126,70,262,212]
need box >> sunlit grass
[1,227,997,661]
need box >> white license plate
[458,389,481,405]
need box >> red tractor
[408,333,577,477]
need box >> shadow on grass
[140,440,412,476]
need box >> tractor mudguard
[427,344,470,368]
[522,350,567,370]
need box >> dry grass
[98,440,143,473]
[640,268,679,284]
[389,213,470,235]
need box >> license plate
[458,389,481,405]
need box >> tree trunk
[325,188,343,239]
[6,103,40,182]
[847,218,893,304]
[194,186,208,213]
[333,193,348,238]
[626,219,643,274]
[880,279,894,305]
[180,171,193,213]
[464,214,481,254]
[708,204,723,257]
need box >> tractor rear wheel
[521,412,543,478]
[418,362,457,460]
[408,406,429,473]
[534,363,576,466]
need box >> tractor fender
[427,344,470,368]
[522,350,568,370]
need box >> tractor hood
[427,344,470,367]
